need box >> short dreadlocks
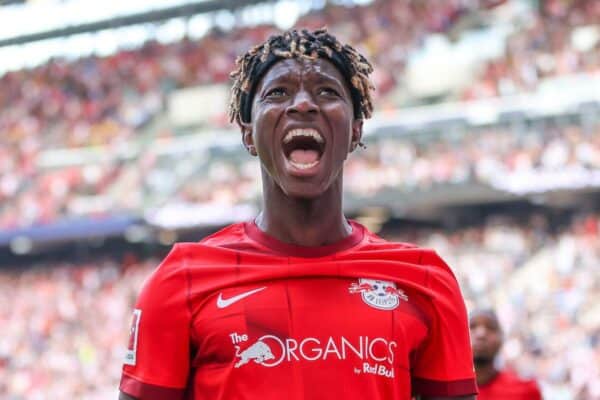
[228,28,375,126]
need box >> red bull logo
[234,340,275,367]
[349,279,407,310]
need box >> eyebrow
[260,68,300,89]
[311,73,345,88]
[260,72,346,99]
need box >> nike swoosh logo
[216,287,267,309]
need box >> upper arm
[411,251,477,398]
[118,246,191,400]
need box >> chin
[473,355,494,366]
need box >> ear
[349,119,363,153]
[240,121,257,156]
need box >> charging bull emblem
[234,340,275,368]
[349,279,407,310]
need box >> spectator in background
[470,309,543,400]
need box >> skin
[119,56,474,400]
[470,310,503,387]
[240,57,362,247]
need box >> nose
[286,89,318,117]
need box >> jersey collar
[244,220,364,258]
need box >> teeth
[289,160,319,169]
[283,128,324,144]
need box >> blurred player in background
[470,309,543,400]
[119,28,477,400]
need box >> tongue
[289,149,320,164]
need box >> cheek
[323,105,354,148]
[490,335,502,350]
[323,102,352,123]
[253,106,282,150]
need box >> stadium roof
[0,0,272,47]
[0,0,24,5]
[0,0,374,74]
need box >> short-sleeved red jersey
[477,370,542,400]
[120,221,477,400]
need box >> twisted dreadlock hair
[228,28,375,126]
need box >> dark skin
[241,57,361,247]
[119,57,474,400]
[470,311,503,387]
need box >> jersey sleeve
[120,245,191,400]
[411,250,478,397]
[527,379,543,400]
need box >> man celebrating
[119,28,477,400]
[470,309,542,399]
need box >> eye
[265,87,288,98]
[318,87,340,97]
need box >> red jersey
[120,221,476,400]
[478,370,542,400]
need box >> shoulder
[490,370,542,397]
[156,223,253,264]
[199,222,246,246]
[354,223,451,267]
[136,244,189,300]
[496,369,529,382]
[502,370,542,392]
[369,241,457,288]
[352,226,461,298]
[138,226,237,295]
[419,248,460,287]
[353,221,419,251]
[351,222,458,283]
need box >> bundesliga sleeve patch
[124,309,142,366]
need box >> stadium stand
[462,0,600,99]
[1,0,600,399]
[2,0,600,231]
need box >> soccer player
[119,28,477,400]
[470,309,542,400]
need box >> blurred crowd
[0,256,156,399]
[463,0,600,99]
[3,116,599,229]
[165,119,600,212]
[2,0,599,230]
[2,0,600,399]
[0,0,479,151]
[7,0,596,229]
[396,212,600,399]
[345,120,600,195]
[1,212,598,399]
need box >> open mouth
[282,128,325,170]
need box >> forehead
[469,313,501,330]
[258,57,347,89]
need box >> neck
[257,175,351,247]
[475,360,498,386]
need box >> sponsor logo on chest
[229,331,396,379]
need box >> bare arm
[118,391,137,400]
